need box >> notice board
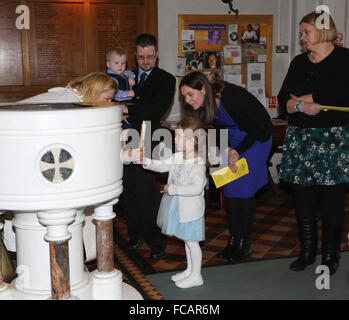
[178,14,273,101]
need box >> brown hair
[300,11,338,48]
[179,71,215,125]
[176,117,208,165]
[67,72,118,102]
[106,47,127,61]
[212,80,233,105]
[177,116,206,133]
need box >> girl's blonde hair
[67,72,118,102]
[300,11,338,49]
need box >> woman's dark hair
[179,71,215,125]
[211,80,232,98]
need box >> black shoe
[228,238,251,262]
[217,236,238,259]
[289,253,316,272]
[150,246,165,259]
[321,253,340,275]
[127,238,145,250]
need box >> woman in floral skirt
[278,10,349,275]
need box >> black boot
[322,251,340,275]
[290,219,317,272]
[321,225,342,275]
[217,235,238,259]
[228,238,251,262]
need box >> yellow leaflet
[321,105,349,112]
[211,157,249,188]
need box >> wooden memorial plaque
[0,2,24,86]
[90,3,144,72]
[28,2,86,86]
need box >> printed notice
[228,24,239,45]
[224,65,242,85]
[181,29,195,41]
[176,56,186,76]
[247,63,266,107]
[223,45,241,64]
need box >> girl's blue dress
[214,102,272,198]
[157,163,205,241]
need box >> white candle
[139,121,146,148]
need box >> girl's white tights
[171,240,203,288]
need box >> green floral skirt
[279,125,349,186]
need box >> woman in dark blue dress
[180,72,272,262]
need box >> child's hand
[163,184,169,193]
[127,90,135,97]
[128,77,136,87]
[123,148,143,163]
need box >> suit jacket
[128,66,176,134]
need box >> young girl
[142,117,207,289]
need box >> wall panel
[0,2,23,86]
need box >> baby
[106,47,135,102]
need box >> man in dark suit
[122,33,176,258]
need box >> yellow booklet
[211,157,249,188]
[322,105,349,112]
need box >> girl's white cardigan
[144,152,207,223]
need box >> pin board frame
[178,14,273,98]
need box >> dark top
[277,45,349,128]
[220,85,272,155]
[128,66,176,134]
[107,72,130,91]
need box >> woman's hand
[289,94,322,116]
[299,101,323,116]
[228,148,239,173]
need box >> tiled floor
[108,184,349,300]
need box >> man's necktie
[138,72,147,89]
